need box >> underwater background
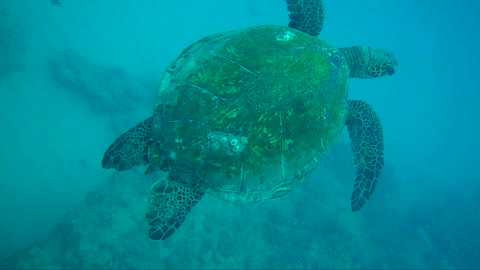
[0,0,479,268]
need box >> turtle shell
[150,25,349,202]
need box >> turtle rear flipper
[146,179,204,240]
[286,0,324,37]
[102,116,153,171]
[346,100,384,211]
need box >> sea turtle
[102,0,397,240]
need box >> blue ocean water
[0,0,479,268]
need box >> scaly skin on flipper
[346,100,384,211]
[339,46,398,78]
[146,179,204,240]
[286,0,324,37]
[102,117,153,171]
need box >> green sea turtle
[102,0,397,240]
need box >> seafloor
[1,140,469,269]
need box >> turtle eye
[386,60,398,75]
[385,65,395,75]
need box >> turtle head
[339,46,398,78]
[364,47,398,78]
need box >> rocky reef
[0,142,469,269]
[48,49,155,115]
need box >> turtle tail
[346,100,384,211]
[102,116,153,171]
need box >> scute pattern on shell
[150,25,350,202]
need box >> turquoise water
[0,0,478,268]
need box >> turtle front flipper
[286,0,324,37]
[339,46,398,78]
[146,179,204,240]
[102,116,153,171]
[346,100,384,211]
